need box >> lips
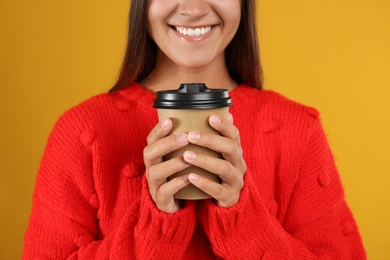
[174,26,213,37]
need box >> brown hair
[110,0,263,92]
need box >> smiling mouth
[173,26,213,37]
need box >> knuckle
[147,122,167,145]
[235,130,242,144]
[223,190,240,207]
[239,147,244,157]
[231,194,240,206]
[227,140,240,153]
[207,132,215,143]
[234,127,240,138]
[241,161,247,173]
[213,185,225,200]
[203,132,213,146]
[236,175,244,189]
[227,165,244,190]
[199,133,213,148]
[169,134,179,146]
[157,185,169,199]
[165,134,180,150]
[146,134,153,145]
[143,146,150,161]
[221,161,233,175]
[146,166,158,182]
[145,169,152,182]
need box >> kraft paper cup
[153,83,232,200]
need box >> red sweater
[23,83,366,259]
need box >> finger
[227,112,234,124]
[187,131,237,154]
[187,131,245,171]
[183,150,244,189]
[187,173,239,207]
[146,118,172,145]
[209,115,240,143]
[155,175,191,213]
[147,156,192,196]
[143,133,189,167]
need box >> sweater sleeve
[23,110,196,260]
[198,117,366,259]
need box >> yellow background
[0,0,389,259]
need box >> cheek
[214,1,242,29]
[222,10,241,42]
[147,2,167,30]
[147,1,176,41]
[228,1,242,26]
[147,14,163,43]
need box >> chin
[174,57,215,70]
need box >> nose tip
[178,0,210,20]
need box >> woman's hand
[143,118,192,213]
[183,114,246,208]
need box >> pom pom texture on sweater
[23,83,366,259]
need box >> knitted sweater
[23,83,366,259]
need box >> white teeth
[194,28,200,36]
[175,26,212,36]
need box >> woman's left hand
[183,113,246,208]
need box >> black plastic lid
[153,83,232,109]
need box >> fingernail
[160,119,169,129]
[188,131,200,141]
[176,134,188,143]
[188,173,200,182]
[210,115,221,125]
[184,151,197,161]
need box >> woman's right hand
[143,118,192,213]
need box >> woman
[23,0,366,259]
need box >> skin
[141,0,246,214]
